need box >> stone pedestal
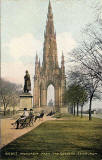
[20,93,33,110]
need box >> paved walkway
[0,116,55,149]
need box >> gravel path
[0,116,56,149]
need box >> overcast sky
[1,0,102,107]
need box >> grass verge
[1,114,102,160]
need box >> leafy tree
[67,10,102,120]
[69,70,100,120]
[64,87,74,115]
[64,83,88,117]
[0,79,22,116]
[79,87,88,118]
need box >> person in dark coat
[11,108,29,129]
[29,109,34,117]
[16,108,29,129]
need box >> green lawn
[1,114,102,160]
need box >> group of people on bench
[13,108,55,129]
[16,108,34,129]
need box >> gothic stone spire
[43,1,58,70]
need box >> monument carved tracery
[33,1,66,110]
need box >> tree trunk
[4,104,8,116]
[4,106,6,116]
[74,103,75,116]
[89,95,93,120]
[13,109,14,115]
[81,105,83,118]
[13,107,15,115]
[77,102,79,116]
[71,105,73,114]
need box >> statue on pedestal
[24,70,31,93]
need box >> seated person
[47,110,52,116]
[29,109,34,117]
[15,108,29,129]
[29,109,34,125]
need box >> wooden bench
[11,115,35,129]
[34,112,44,122]
[11,116,35,129]
[20,116,34,128]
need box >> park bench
[34,112,44,122]
[20,116,34,128]
[12,115,35,129]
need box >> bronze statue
[24,70,31,93]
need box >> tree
[79,87,88,118]
[69,70,100,120]
[71,19,102,83]
[64,82,88,117]
[64,84,76,115]
[0,79,22,116]
[68,18,102,120]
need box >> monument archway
[33,1,66,111]
[47,84,55,106]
